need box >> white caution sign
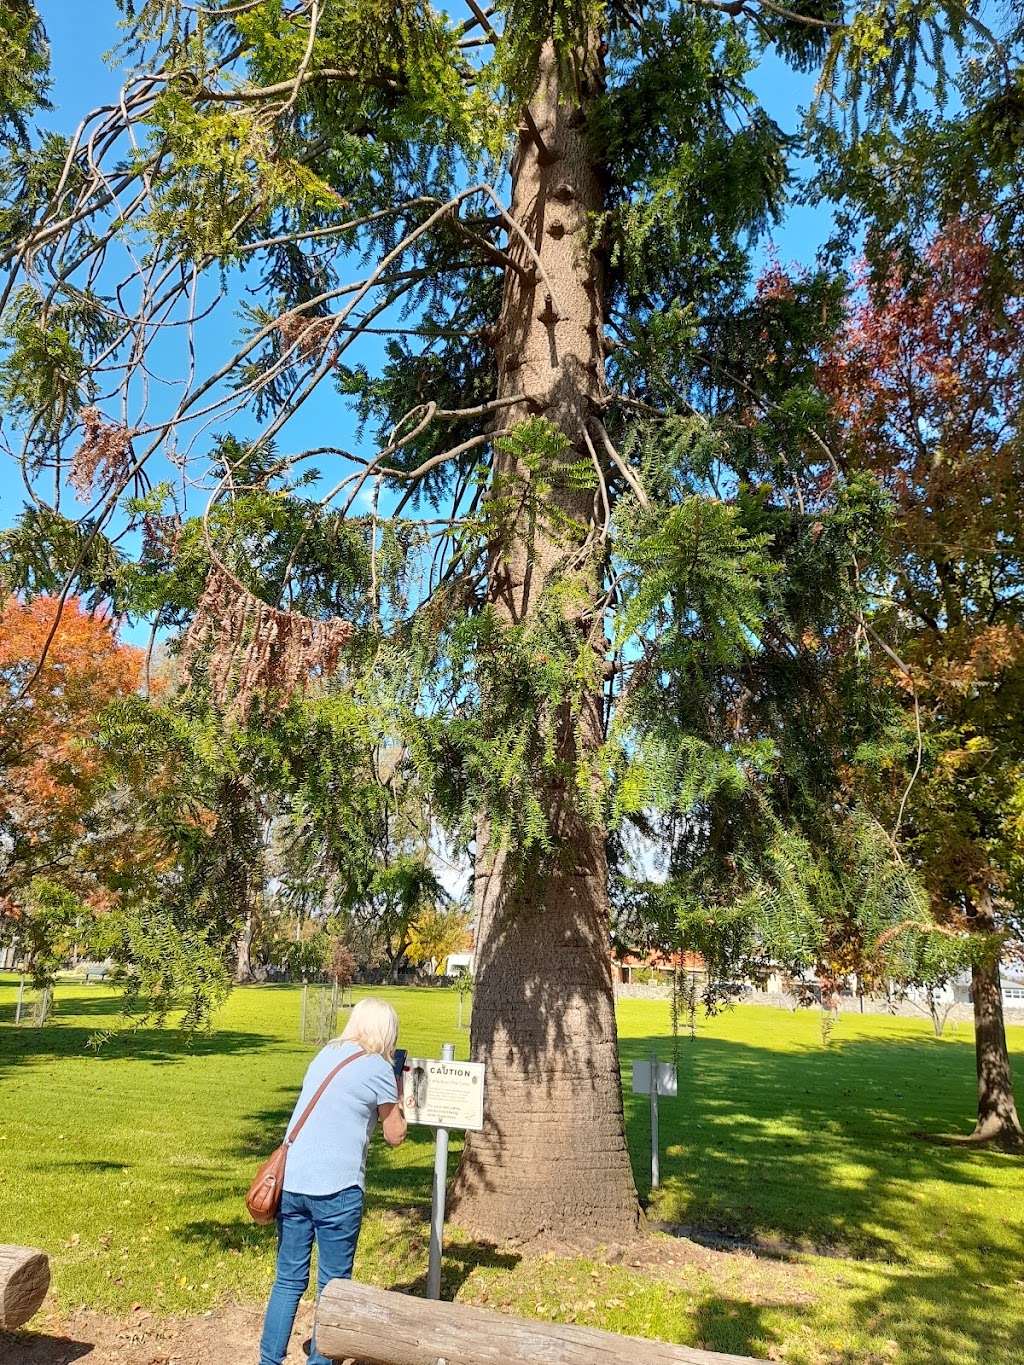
[631,1060,678,1097]
[403,1055,486,1131]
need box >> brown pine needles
[182,563,353,717]
[71,407,136,501]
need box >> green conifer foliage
[0,1,50,148]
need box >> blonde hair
[338,997,399,1060]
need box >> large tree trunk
[968,895,1023,1146]
[447,39,642,1245]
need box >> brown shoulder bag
[245,1047,366,1224]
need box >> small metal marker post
[426,1041,456,1300]
[632,1057,675,1193]
[650,1051,660,1190]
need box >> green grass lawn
[1,976,1022,1365]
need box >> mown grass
[1,976,1022,1365]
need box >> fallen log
[0,1245,50,1331]
[315,1279,769,1365]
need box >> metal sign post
[650,1052,660,1189]
[401,1044,486,1301]
[631,1057,677,1192]
[427,1042,455,1301]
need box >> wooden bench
[315,1279,769,1365]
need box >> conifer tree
[0,0,1002,1242]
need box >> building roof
[613,949,706,972]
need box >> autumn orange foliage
[0,595,144,904]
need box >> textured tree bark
[315,1279,769,1364]
[235,911,256,983]
[968,896,1023,1147]
[447,39,642,1245]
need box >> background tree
[94,695,265,1025]
[406,902,472,974]
[266,705,456,978]
[7,878,86,990]
[0,0,1004,1240]
[820,218,1024,1146]
[0,595,144,970]
[330,937,356,987]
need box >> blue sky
[2,1,835,643]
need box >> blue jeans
[258,1186,365,1365]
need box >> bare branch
[691,0,844,30]
[582,427,612,544]
[591,418,650,510]
[279,0,323,118]
[201,67,404,101]
[237,199,437,254]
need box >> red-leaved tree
[822,218,1024,1145]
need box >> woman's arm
[379,1072,407,1146]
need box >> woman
[259,997,407,1365]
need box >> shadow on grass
[692,1297,779,1361]
[388,1239,522,1300]
[0,1014,273,1071]
[0,1332,93,1363]
[619,1028,1022,1255]
[847,1233,1024,1365]
[620,1024,1024,1364]
[0,982,284,1070]
[0,989,128,1020]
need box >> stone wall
[614,982,684,1001]
[613,981,1024,1027]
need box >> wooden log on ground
[0,1245,50,1331]
[316,1279,770,1365]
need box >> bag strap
[284,1047,367,1147]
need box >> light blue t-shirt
[282,1041,398,1196]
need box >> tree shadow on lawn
[387,1237,522,1300]
[691,1296,780,1361]
[694,1268,1021,1365]
[620,1028,1024,1364]
[1,985,279,1071]
[848,1231,1024,1365]
[0,989,127,1023]
[619,1028,1022,1254]
[0,1020,273,1072]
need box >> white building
[444,951,473,977]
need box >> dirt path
[0,1302,318,1365]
